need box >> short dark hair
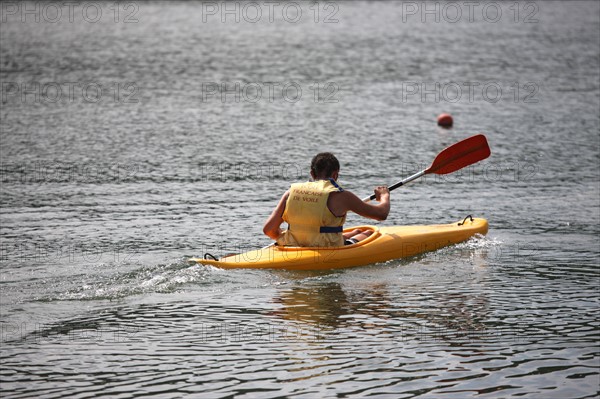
[311,152,340,178]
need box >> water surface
[1,1,599,398]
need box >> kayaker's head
[310,152,340,181]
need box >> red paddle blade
[426,134,491,175]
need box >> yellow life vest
[277,179,346,247]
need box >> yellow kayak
[189,217,488,271]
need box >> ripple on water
[1,1,600,398]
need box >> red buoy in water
[437,113,453,127]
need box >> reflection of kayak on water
[271,281,491,337]
[189,217,488,270]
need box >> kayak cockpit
[275,225,381,251]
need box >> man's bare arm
[333,187,390,221]
[263,191,289,240]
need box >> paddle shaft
[362,170,425,202]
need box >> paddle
[362,134,491,202]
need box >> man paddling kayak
[263,153,390,247]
